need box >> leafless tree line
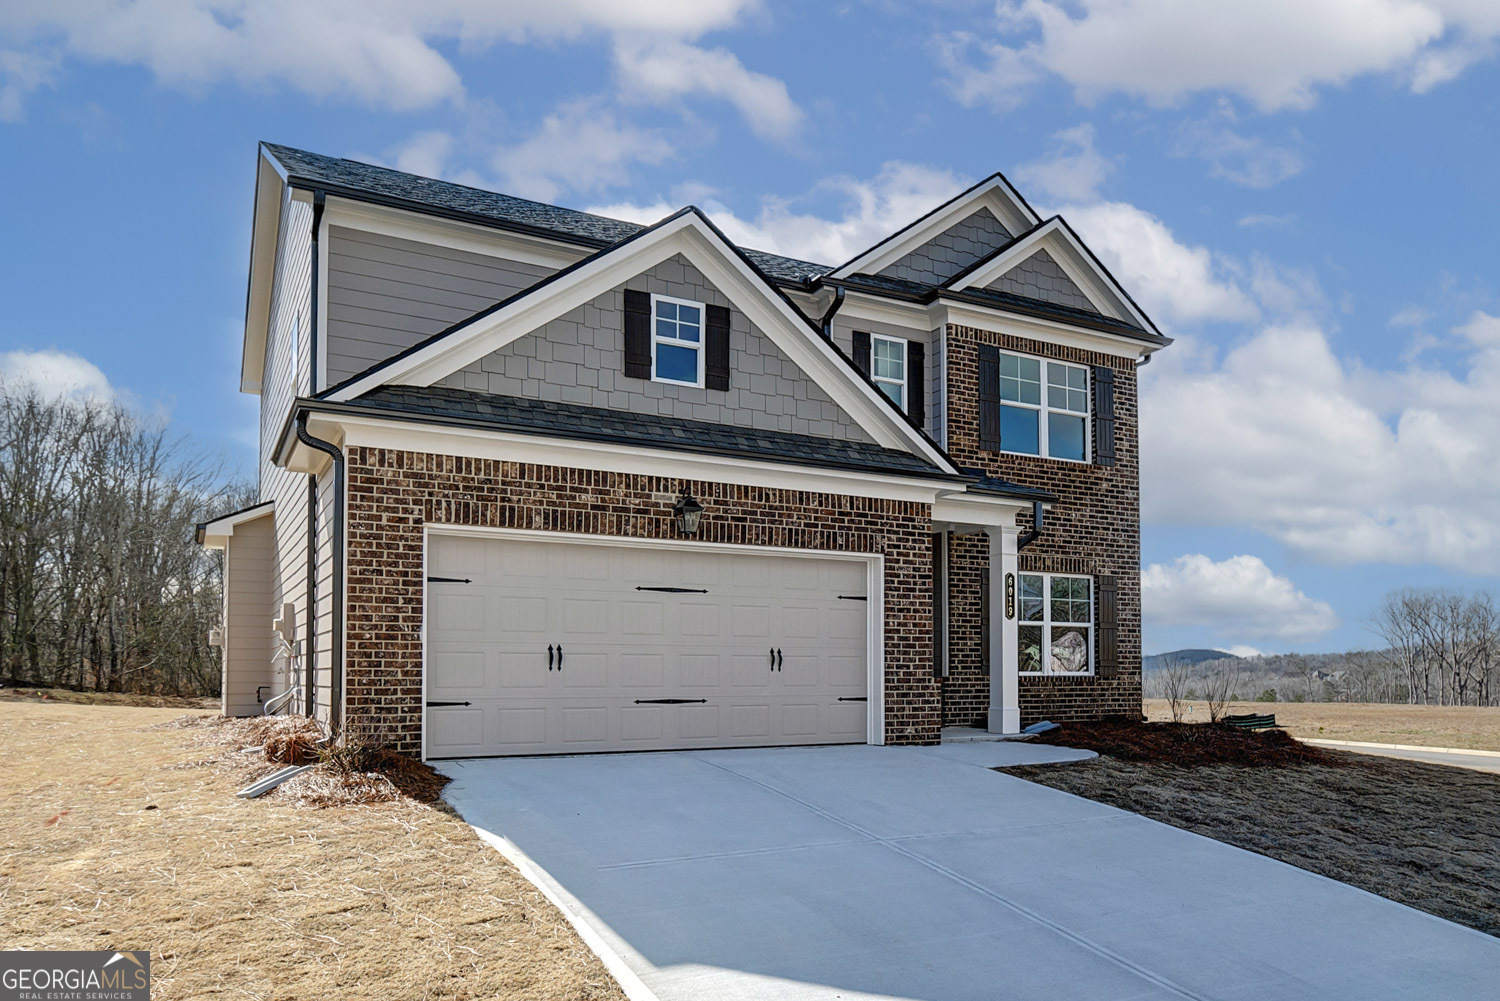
[1372,588,1499,707]
[0,383,251,696]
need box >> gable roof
[261,143,831,285]
[321,204,958,471]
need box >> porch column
[987,526,1020,734]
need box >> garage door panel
[425,536,871,757]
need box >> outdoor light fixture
[673,487,705,535]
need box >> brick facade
[341,446,938,755]
[940,323,1144,726]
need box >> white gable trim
[945,219,1155,333]
[828,175,1039,280]
[324,211,955,469]
[198,500,274,550]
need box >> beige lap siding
[341,446,938,755]
[941,323,1144,726]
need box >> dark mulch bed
[1029,718,1340,767]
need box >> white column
[987,527,1021,734]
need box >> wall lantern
[673,487,705,535]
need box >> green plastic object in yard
[1223,713,1278,730]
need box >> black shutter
[931,532,946,678]
[1097,574,1119,677]
[978,344,1001,452]
[852,330,871,376]
[907,340,925,427]
[705,304,730,391]
[623,289,651,380]
[1092,364,1116,466]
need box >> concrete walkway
[1304,738,1500,774]
[438,743,1500,1001]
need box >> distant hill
[1143,649,1234,672]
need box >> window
[997,352,1089,461]
[651,295,705,387]
[1017,573,1093,675]
[871,334,906,408]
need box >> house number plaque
[1004,572,1015,620]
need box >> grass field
[1010,722,1500,937]
[0,701,624,1001]
[0,685,219,709]
[1144,699,1500,751]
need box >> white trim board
[421,524,888,754]
[324,209,954,469]
[321,196,589,272]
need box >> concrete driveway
[438,743,1500,1001]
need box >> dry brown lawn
[1144,698,1500,751]
[1010,723,1500,937]
[0,685,219,709]
[0,701,626,1001]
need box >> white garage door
[424,534,872,758]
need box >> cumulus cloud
[1173,111,1306,189]
[589,162,969,264]
[940,0,1499,112]
[0,1,798,131]
[0,348,113,400]
[1143,554,1339,642]
[1012,123,1114,202]
[1141,311,1500,572]
[491,100,673,203]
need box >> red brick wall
[940,323,1144,726]
[341,447,938,754]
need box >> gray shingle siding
[438,254,873,443]
[325,226,554,386]
[986,248,1099,314]
[878,208,1012,285]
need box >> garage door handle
[547,644,554,670]
[776,648,783,670]
[426,700,472,707]
[633,699,708,705]
[557,645,563,670]
[837,697,867,702]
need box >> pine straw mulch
[1005,720,1500,937]
[0,701,627,1001]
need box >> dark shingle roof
[262,143,831,285]
[345,386,952,478]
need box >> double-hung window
[1017,573,1093,675]
[651,294,704,387]
[871,334,907,408]
[997,353,1090,461]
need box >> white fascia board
[295,412,957,504]
[937,304,1153,361]
[321,197,589,271]
[240,154,288,394]
[932,491,1030,530]
[830,177,1039,280]
[947,220,1152,332]
[199,500,275,549]
[328,211,954,469]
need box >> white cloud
[0,1,795,127]
[1238,213,1298,229]
[0,348,113,400]
[1224,645,1266,659]
[1057,201,1259,326]
[613,39,803,141]
[1141,311,1500,572]
[589,162,969,264]
[1173,109,1305,188]
[1012,123,1113,202]
[1143,554,1339,642]
[492,100,674,203]
[942,0,1500,112]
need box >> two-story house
[196,143,1169,758]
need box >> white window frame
[650,293,706,389]
[996,350,1091,463]
[870,333,908,409]
[1016,572,1094,676]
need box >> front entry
[424,532,872,757]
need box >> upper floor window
[1018,573,1093,675]
[652,295,704,388]
[998,352,1089,462]
[871,334,907,408]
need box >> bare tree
[1200,660,1243,722]
[1158,656,1193,722]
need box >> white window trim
[650,293,707,389]
[996,349,1091,464]
[870,333,908,408]
[1017,572,1094,676]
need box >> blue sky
[2,1,1498,657]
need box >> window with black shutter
[907,340,925,427]
[623,289,651,379]
[852,330,871,376]
[1097,574,1119,677]
[705,304,730,391]
[978,344,1001,452]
